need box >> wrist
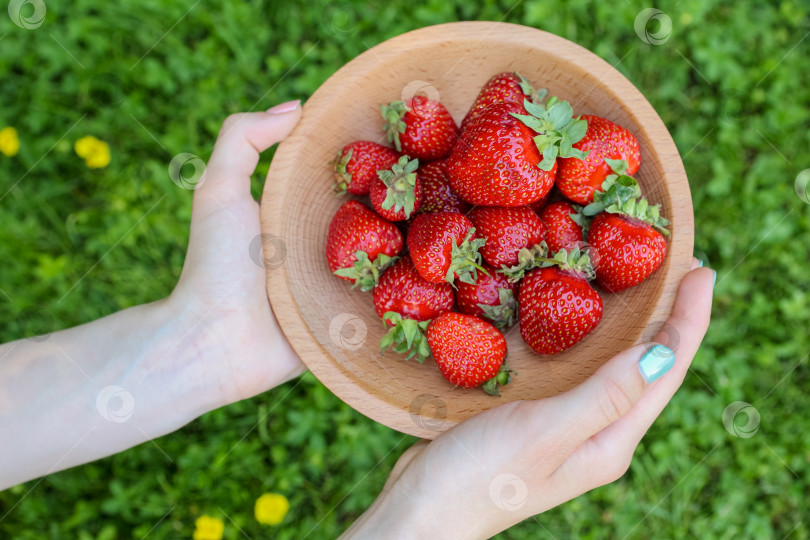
[342,456,489,540]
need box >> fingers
[194,101,301,210]
[549,266,715,489]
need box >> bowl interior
[261,22,693,439]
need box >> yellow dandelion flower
[74,136,111,168]
[74,135,97,158]
[254,493,290,525]
[0,127,20,157]
[192,515,224,540]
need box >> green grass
[2,0,809,538]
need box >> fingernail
[267,100,300,114]
[712,270,717,288]
[638,344,675,383]
[697,258,704,268]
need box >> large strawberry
[407,212,486,285]
[468,205,546,269]
[369,155,423,221]
[417,159,470,214]
[381,96,459,161]
[326,200,403,291]
[446,97,588,206]
[461,71,547,130]
[584,176,670,292]
[374,256,455,362]
[427,312,513,395]
[456,266,518,330]
[518,247,603,355]
[332,141,399,195]
[539,201,586,253]
[556,114,641,205]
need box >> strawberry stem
[378,155,420,219]
[481,363,516,396]
[499,242,551,282]
[584,174,670,235]
[447,228,488,285]
[333,251,399,292]
[332,147,353,195]
[510,97,590,171]
[515,72,549,104]
[380,101,409,152]
[478,287,518,330]
[379,312,432,363]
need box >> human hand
[168,101,307,406]
[345,260,714,539]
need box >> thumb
[194,101,302,210]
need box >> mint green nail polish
[712,270,717,288]
[638,345,675,383]
[698,259,704,267]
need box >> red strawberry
[556,115,641,205]
[374,256,455,363]
[369,155,423,221]
[373,255,454,323]
[587,212,668,293]
[381,96,459,161]
[468,206,546,269]
[407,212,486,285]
[582,175,670,292]
[539,201,585,253]
[518,248,603,354]
[526,191,550,213]
[447,96,587,206]
[456,266,518,329]
[326,200,403,291]
[427,312,512,395]
[461,71,547,130]
[332,141,399,195]
[417,159,471,214]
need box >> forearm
[0,299,223,489]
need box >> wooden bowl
[260,21,693,439]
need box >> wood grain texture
[260,22,693,439]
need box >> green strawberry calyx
[378,155,420,219]
[481,363,516,397]
[500,241,596,281]
[541,245,596,280]
[499,241,551,282]
[511,97,590,171]
[447,228,488,285]
[380,100,410,152]
[333,251,399,292]
[331,147,353,195]
[515,72,549,104]
[478,287,518,330]
[379,311,432,363]
[583,174,670,236]
[606,197,671,236]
